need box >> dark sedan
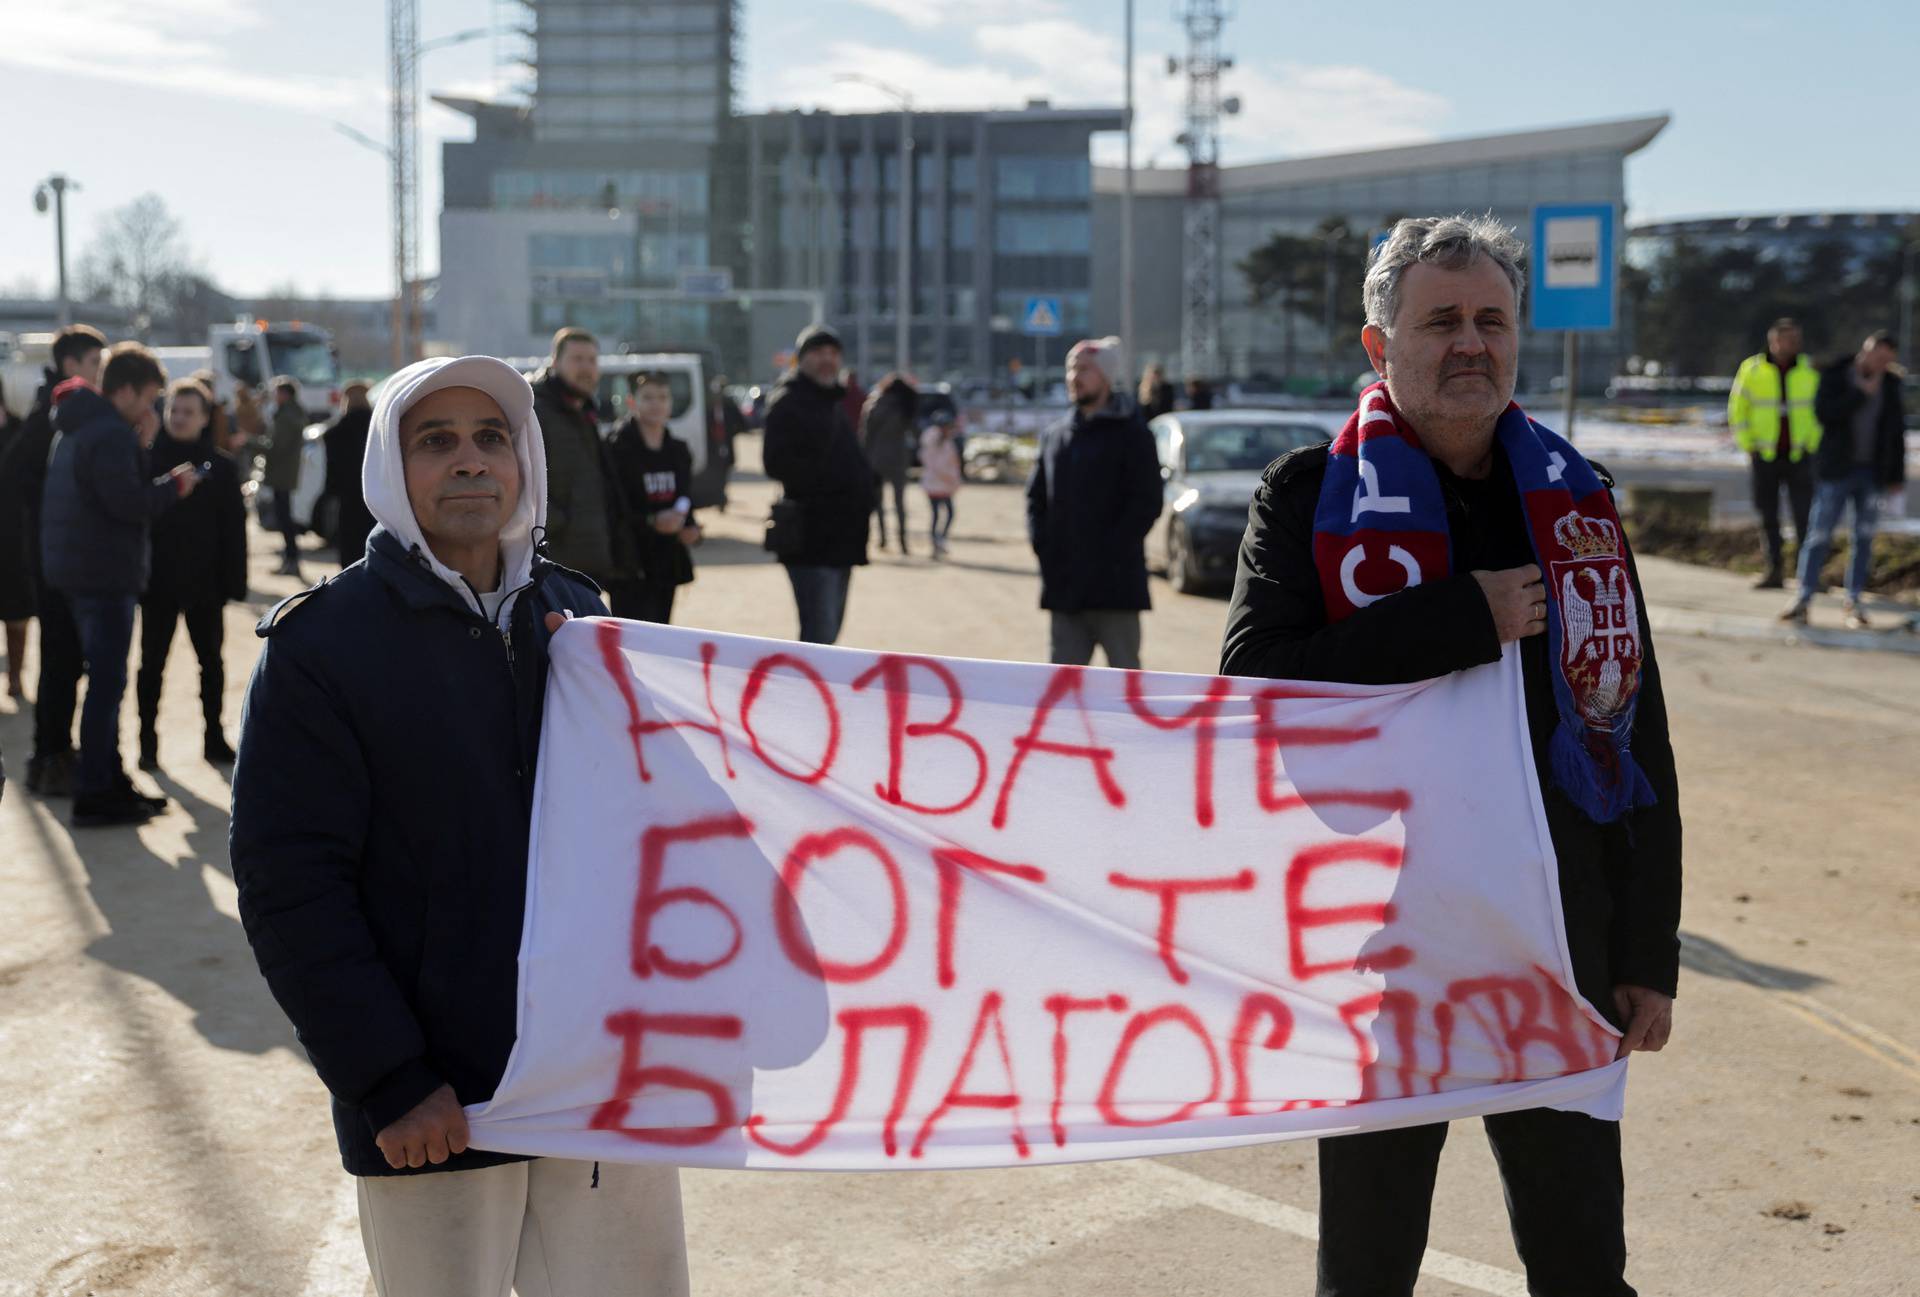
[1147,410,1335,593]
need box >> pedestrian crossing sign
[1022,296,1063,337]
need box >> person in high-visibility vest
[1728,318,1822,587]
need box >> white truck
[152,318,343,421]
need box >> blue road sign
[1022,296,1063,337]
[1530,204,1617,332]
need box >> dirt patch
[42,1242,179,1294]
[1766,1202,1814,1221]
[1625,515,1920,599]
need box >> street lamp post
[835,74,913,373]
[32,175,78,328]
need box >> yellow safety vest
[1728,353,1822,461]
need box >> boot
[1751,562,1784,590]
[204,731,237,765]
[138,719,159,772]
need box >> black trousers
[31,583,82,759]
[136,598,225,737]
[605,579,677,625]
[873,469,908,548]
[1749,453,1813,571]
[1316,1107,1634,1297]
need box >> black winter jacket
[1813,358,1906,487]
[606,418,697,587]
[229,527,607,1176]
[1025,398,1164,612]
[532,371,616,581]
[1221,442,1684,1008]
[40,385,180,597]
[322,407,376,563]
[145,432,247,607]
[0,377,55,619]
[763,369,875,568]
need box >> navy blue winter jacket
[229,526,606,1176]
[40,385,180,596]
[1025,397,1164,612]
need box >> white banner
[466,620,1625,1169]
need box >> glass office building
[1092,114,1669,390]
[739,105,1123,378]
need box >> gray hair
[1363,215,1526,333]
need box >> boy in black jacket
[604,370,700,623]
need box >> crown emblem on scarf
[1552,512,1619,558]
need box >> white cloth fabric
[467,622,1627,1170]
[356,1159,687,1297]
[363,355,550,627]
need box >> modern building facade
[738,105,1124,379]
[524,0,735,144]
[1092,114,1670,390]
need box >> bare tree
[75,194,201,340]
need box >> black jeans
[137,597,225,738]
[874,469,908,548]
[606,578,678,625]
[1316,1108,1634,1297]
[1749,452,1813,571]
[928,495,954,545]
[31,583,83,759]
[272,490,302,564]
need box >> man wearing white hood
[230,358,688,1296]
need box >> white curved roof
[1095,114,1670,197]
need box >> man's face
[801,344,842,386]
[554,340,599,397]
[109,382,162,428]
[1859,341,1897,378]
[399,387,521,555]
[165,391,209,443]
[1362,257,1519,442]
[633,381,672,427]
[1769,326,1802,359]
[1067,352,1111,408]
[62,346,105,385]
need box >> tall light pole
[1121,0,1135,385]
[32,175,78,328]
[836,74,914,374]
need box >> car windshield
[1183,422,1321,473]
[267,335,339,386]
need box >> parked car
[1147,410,1334,593]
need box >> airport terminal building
[1092,114,1670,391]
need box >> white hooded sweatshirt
[362,356,551,630]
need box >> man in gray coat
[259,377,308,578]
[530,327,615,586]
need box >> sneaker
[26,749,75,797]
[72,790,163,829]
[112,773,168,813]
[204,733,237,765]
[1843,601,1872,631]
[1777,598,1810,626]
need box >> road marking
[1120,1159,1530,1297]
[1682,935,1920,1086]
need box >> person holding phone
[604,370,700,623]
[136,378,248,771]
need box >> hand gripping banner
[465,619,1627,1169]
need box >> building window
[994,156,1090,202]
[492,169,709,215]
[993,210,1090,255]
[950,155,976,195]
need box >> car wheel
[1168,521,1201,594]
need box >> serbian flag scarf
[1311,381,1657,824]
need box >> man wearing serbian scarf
[1222,216,1682,1297]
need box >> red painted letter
[852,655,991,815]
[933,847,1047,989]
[992,667,1126,829]
[1043,993,1129,1148]
[774,827,909,983]
[1096,1004,1220,1127]
[589,1010,743,1145]
[1284,840,1411,981]
[1123,673,1230,828]
[911,991,1031,1159]
[1107,869,1256,985]
[1227,993,1295,1116]
[745,1004,928,1158]
[632,815,753,980]
[739,653,841,784]
[597,623,733,781]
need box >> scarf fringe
[1550,721,1657,825]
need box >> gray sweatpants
[357,1158,687,1297]
[1048,610,1143,670]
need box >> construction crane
[1171,0,1238,384]
[389,0,422,369]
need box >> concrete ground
[2,436,1916,1297]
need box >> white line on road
[1119,1159,1531,1297]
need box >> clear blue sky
[2,0,1913,300]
